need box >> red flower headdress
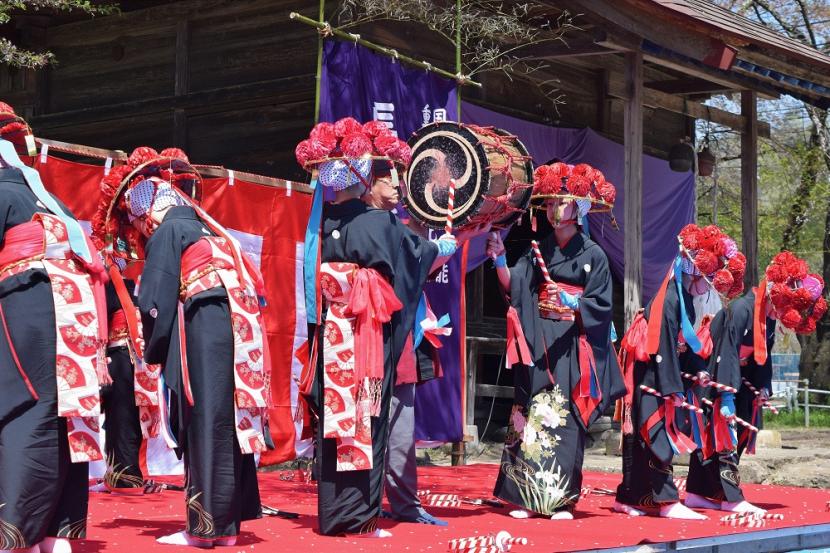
[92,146,202,260]
[295,117,411,170]
[765,251,826,334]
[0,102,35,155]
[530,161,615,212]
[678,223,745,299]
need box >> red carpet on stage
[81,464,830,552]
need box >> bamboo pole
[313,0,325,124]
[456,0,463,118]
[194,165,313,194]
[289,12,482,88]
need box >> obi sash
[537,282,583,322]
[180,236,270,455]
[0,213,107,463]
[319,262,402,472]
[107,265,164,441]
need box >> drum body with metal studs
[403,122,533,231]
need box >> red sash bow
[345,268,402,384]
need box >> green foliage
[0,0,118,68]
[766,408,830,428]
[695,105,829,273]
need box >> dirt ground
[417,428,830,489]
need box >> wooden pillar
[624,51,644,327]
[741,90,759,288]
[173,20,190,148]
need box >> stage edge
[571,522,830,553]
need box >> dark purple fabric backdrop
[319,40,466,441]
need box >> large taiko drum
[403,122,534,230]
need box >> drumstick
[742,377,779,414]
[700,397,760,432]
[720,512,784,522]
[530,240,554,285]
[639,384,703,414]
[682,372,738,394]
[447,533,528,551]
[445,178,456,236]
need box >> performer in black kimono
[614,223,744,519]
[96,146,269,547]
[296,118,456,538]
[685,251,825,514]
[97,272,145,493]
[0,104,108,553]
[487,161,625,520]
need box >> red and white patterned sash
[0,213,106,463]
[180,236,269,455]
[319,262,402,472]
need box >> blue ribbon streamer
[413,293,450,349]
[687,388,704,449]
[673,255,702,354]
[303,178,322,324]
[0,138,92,263]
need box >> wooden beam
[29,75,315,129]
[645,78,732,95]
[552,0,734,70]
[520,39,617,60]
[740,49,830,91]
[732,65,830,110]
[741,90,759,289]
[607,78,770,138]
[624,51,643,328]
[476,383,514,399]
[641,51,780,101]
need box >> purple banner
[319,40,464,441]
[461,102,695,301]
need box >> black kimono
[616,282,705,507]
[494,233,625,515]
[138,206,261,539]
[101,279,144,490]
[686,289,774,502]
[312,199,438,535]
[0,169,89,547]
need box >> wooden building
[3,0,830,453]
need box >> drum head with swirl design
[404,122,490,229]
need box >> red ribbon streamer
[753,279,768,366]
[618,313,649,434]
[646,266,674,355]
[505,306,532,367]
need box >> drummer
[365,160,483,526]
[486,161,625,519]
